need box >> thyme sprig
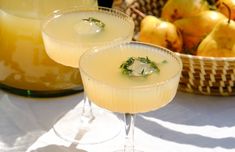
[120,56,166,77]
[82,17,105,30]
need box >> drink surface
[80,43,182,113]
[42,9,134,67]
[0,0,97,92]
[0,0,97,19]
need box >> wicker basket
[124,0,235,96]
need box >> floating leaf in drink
[120,56,167,77]
[74,17,105,35]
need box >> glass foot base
[53,105,122,145]
[114,150,143,152]
[0,83,83,98]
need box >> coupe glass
[41,6,134,144]
[79,41,183,151]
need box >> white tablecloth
[0,89,235,152]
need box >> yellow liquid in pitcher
[0,1,97,92]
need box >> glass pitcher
[0,0,98,97]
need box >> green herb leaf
[161,60,168,64]
[120,56,165,77]
[82,17,105,31]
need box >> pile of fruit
[137,0,235,57]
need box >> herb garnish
[120,56,167,77]
[82,17,105,31]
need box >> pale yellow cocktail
[41,7,135,144]
[41,7,134,68]
[80,42,182,113]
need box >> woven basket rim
[176,53,235,61]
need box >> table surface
[0,89,235,152]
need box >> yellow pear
[216,0,235,20]
[138,15,183,52]
[197,18,235,57]
[174,10,227,53]
[161,0,210,22]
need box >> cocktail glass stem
[81,94,95,124]
[124,113,135,152]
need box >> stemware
[79,41,182,151]
[41,6,134,144]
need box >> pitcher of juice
[0,0,97,97]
